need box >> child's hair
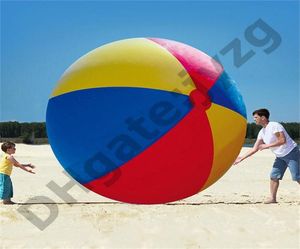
[252,108,270,120]
[1,142,16,152]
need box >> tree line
[0,121,299,144]
[0,122,47,144]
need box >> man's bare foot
[264,199,277,204]
[2,200,16,205]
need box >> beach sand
[0,144,299,248]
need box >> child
[0,142,35,205]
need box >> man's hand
[258,144,269,151]
[233,156,243,165]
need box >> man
[234,108,299,204]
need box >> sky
[1,0,299,122]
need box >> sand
[0,144,299,249]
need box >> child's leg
[2,199,15,204]
[0,173,14,204]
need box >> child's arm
[8,155,35,174]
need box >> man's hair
[252,108,270,120]
[1,142,16,152]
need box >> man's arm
[234,138,264,165]
[258,132,286,150]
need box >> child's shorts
[0,173,13,199]
[270,146,300,181]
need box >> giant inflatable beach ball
[46,38,247,204]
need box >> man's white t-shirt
[257,122,297,157]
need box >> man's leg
[266,157,286,204]
[285,147,300,185]
[264,179,279,204]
